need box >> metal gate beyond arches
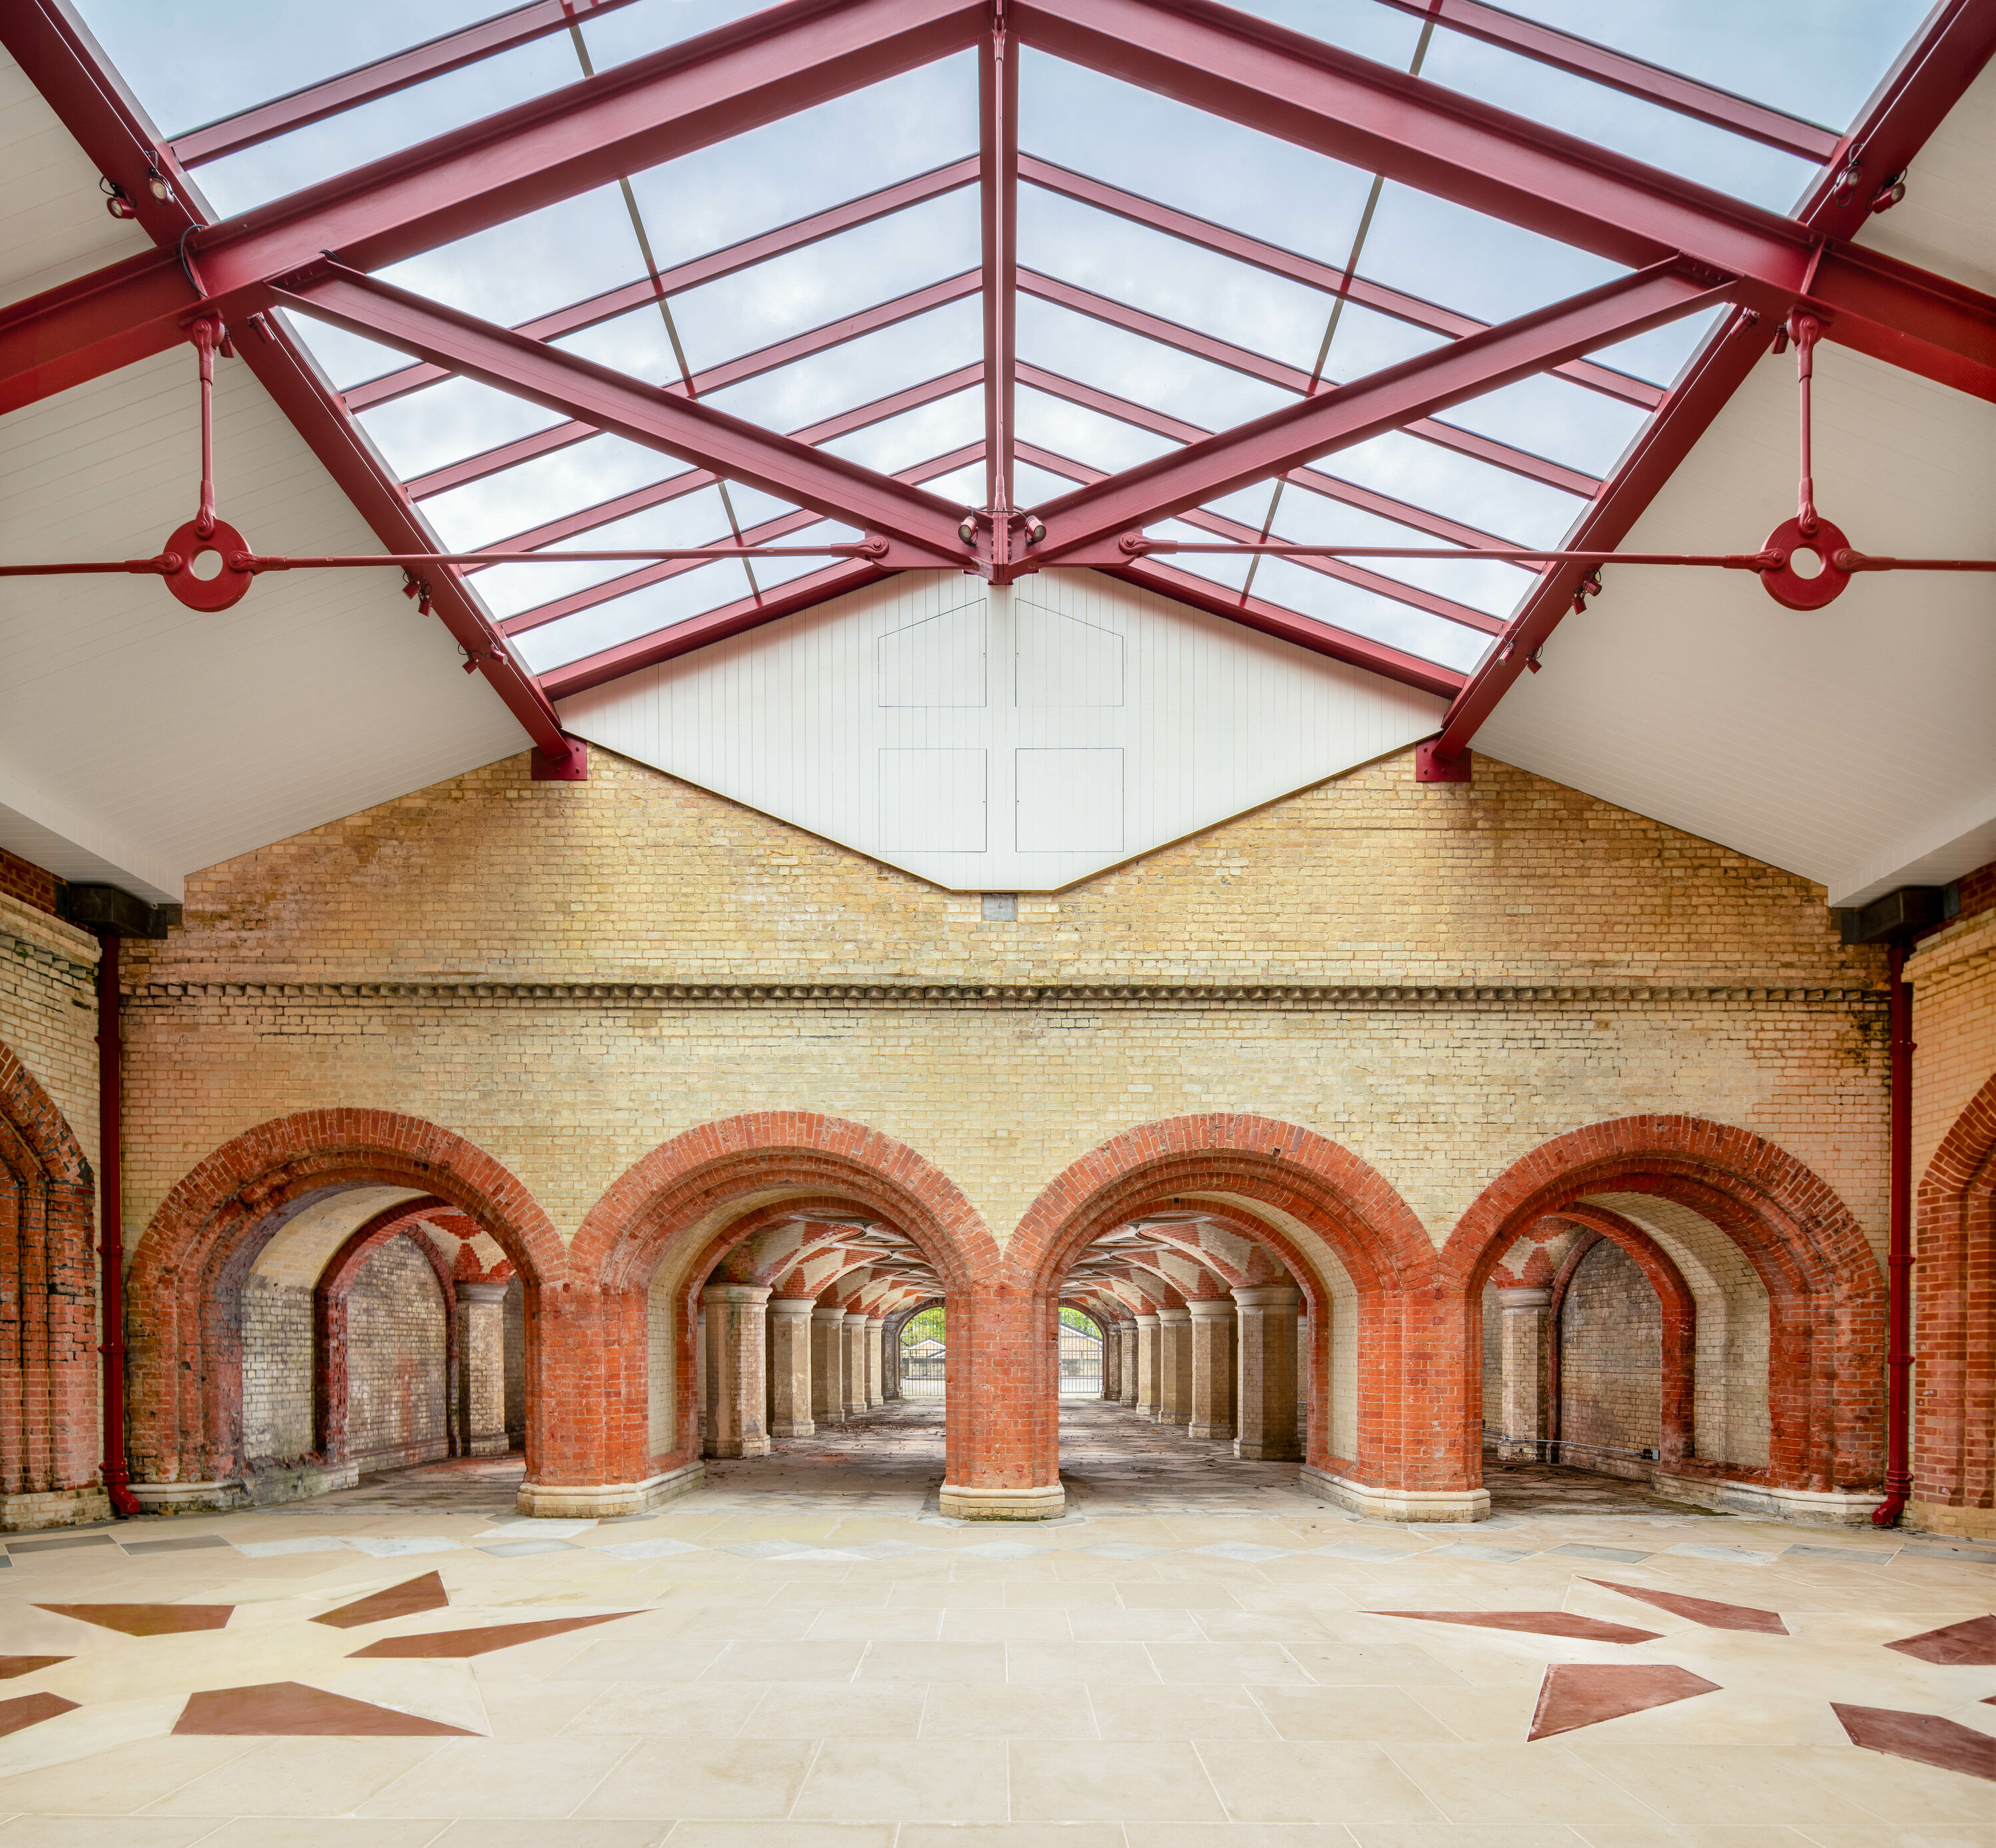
[900,1304,945,1398]
[1060,1307,1103,1395]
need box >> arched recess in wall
[1441,1116,1884,1503]
[0,1039,100,1519]
[1008,1116,1440,1505]
[570,1114,1000,1498]
[1913,1072,1995,1525]
[126,1111,564,1502]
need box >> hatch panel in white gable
[556,569,1444,890]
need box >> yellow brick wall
[0,892,100,1218]
[1906,906,1996,1185]
[115,744,1892,1262]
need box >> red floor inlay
[0,1692,79,1737]
[346,1611,638,1659]
[1585,1579,1788,1634]
[1374,1610,1661,1643]
[313,1571,450,1629]
[1883,1614,1996,1666]
[0,1656,71,1680]
[1833,1702,1996,1782]
[1529,1663,1720,1740]
[174,1681,478,1738]
[34,1603,232,1636]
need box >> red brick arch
[1913,1072,1996,1523]
[1005,1116,1439,1494]
[1440,1116,1885,1495]
[0,1040,98,1510]
[127,1110,566,1491]
[570,1113,1001,1493]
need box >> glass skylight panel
[1019,52,1375,267]
[422,436,694,553]
[576,0,777,70]
[1587,308,1728,392]
[1015,387,1178,477]
[624,57,979,269]
[816,390,985,478]
[188,41,582,220]
[1015,299,1291,434]
[700,299,983,438]
[275,311,407,394]
[1361,187,1628,333]
[1417,31,1814,212]
[1313,432,1586,549]
[472,484,737,622]
[514,562,750,675]
[1430,373,1647,480]
[747,520,867,594]
[373,186,647,331]
[1146,519,1253,594]
[1496,0,1932,132]
[654,194,981,378]
[1239,554,1492,673]
[353,377,570,484]
[1220,1,1423,67]
[1019,190,1333,375]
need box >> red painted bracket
[530,736,589,782]
[1414,739,1472,784]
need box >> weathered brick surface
[1906,894,1995,1533]
[1558,1240,1662,1477]
[346,1235,449,1472]
[0,851,61,921]
[240,1275,313,1461]
[0,744,1937,1507]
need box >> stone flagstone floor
[0,1400,1987,1845]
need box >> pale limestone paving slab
[594,1537,707,1560]
[476,1521,598,1539]
[955,1543,1048,1561]
[477,1540,578,1558]
[1782,1544,1896,1564]
[1663,1543,1781,1565]
[840,1541,933,1559]
[1075,1543,1169,1560]
[347,1537,462,1558]
[723,1540,830,1559]
[237,1537,357,1557]
[1309,1543,1427,1562]
[1422,1543,1535,1562]
[1192,1543,1294,1561]
[1547,1544,1653,1563]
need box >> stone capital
[1134,1312,1160,1328]
[842,1310,870,1326]
[701,1282,771,1307]
[1186,1298,1236,1320]
[812,1305,848,1325]
[1231,1283,1302,1312]
[768,1297,816,1322]
[1497,1286,1554,1312]
[1157,1306,1192,1324]
[454,1281,510,1307]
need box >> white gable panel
[558,568,1444,891]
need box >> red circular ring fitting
[1758,516,1851,611]
[160,518,255,611]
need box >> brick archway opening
[570,1114,999,1506]
[0,1039,103,1526]
[126,1111,564,1505]
[1441,1117,1885,1512]
[1009,1116,1443,1515]
[1913,1073,1995,1531]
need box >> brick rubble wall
[1559,1239,1662,1481]
[345,1234,448,1473]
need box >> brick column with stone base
[1156,1306,1192,1430]
[701,1282,770,1460]
[1134,1312,1161,1417]
[866,1316,886,1406]
[1100,1316,1122,1400]
[811,1305,846,1426]
[1498,1285,1554,1462]
[768,1298,815,1437]
[842,1312,871,1418]
[1187,1299,1238,1440]
[1232,1283,1301,1460]
[1119,1320,1139,1406]
[455,1281,511,1458]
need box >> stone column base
[1653,1473,1880,1527]
[0,1485,114,1531]
[130,1479,250,1516]
[939,1481,1067,1520]
[1301,1466,1490,1524]
[465,1432,511,1460]
[1234,1438,1301,1461]
[242,1459,360,1505]
[1188,1421,1234,1441]
[770,1419,816,1438]
[517,1460,704,1518]
[706,1436,771,1460]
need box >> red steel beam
[1031,265,1721,565]
[171,0,647,167]
[402,360,983,502]
[282,267,973,561]
[1017,271,1605,494]
[1372,0,1840,162]
[1429,305,1772,765]
[1018,156,1662,409]
[1009,0,1996,396]
[1013,439,1506,634]
[345,156,979,410]
[0,0,986,414]
[1422,0,1996,769]
[0,0,576,764]
[499,443,982,635]
[979,5,1019,516]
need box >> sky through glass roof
[71,0,1951,687]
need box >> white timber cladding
[557,568,1444,891]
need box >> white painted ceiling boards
[558,568,1442,891]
